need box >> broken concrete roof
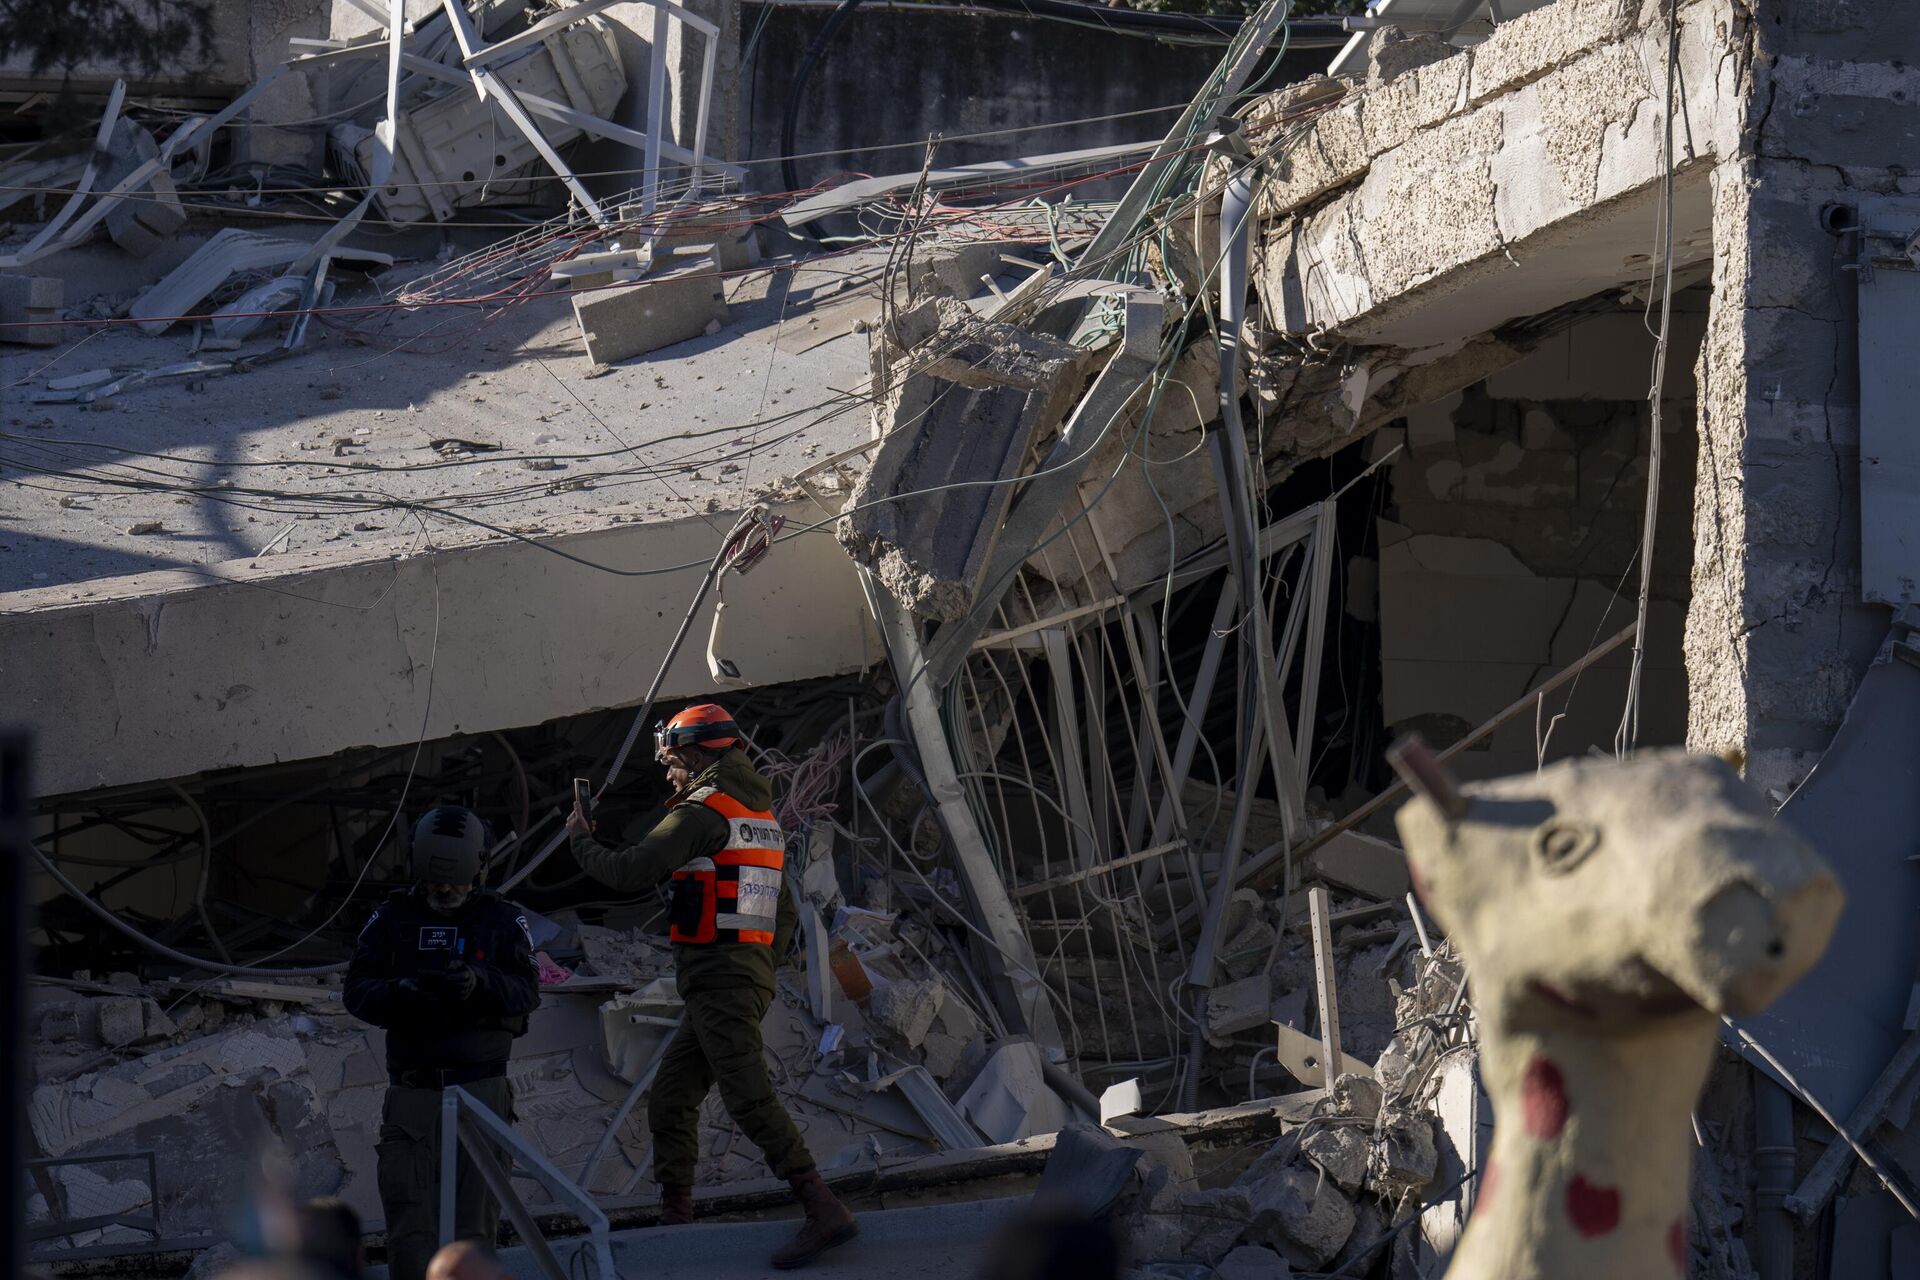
[1247,0,1732,348]
[1,226,893,797]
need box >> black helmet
[411,806,486,885]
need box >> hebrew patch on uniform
[728,816,786,852]
[418,925,457,951]
[732,865,783,920]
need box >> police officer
[344,806,540,1280]
[564,704,858,1270]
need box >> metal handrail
[438,1086,616,1280]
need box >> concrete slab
[1251,0,1733,349]
[1,236,896,796]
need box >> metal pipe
[1182,164,1278,1112]
[1753,1072,1796,1280]
[168,783,230,965]
[1041,1059,1103,1125]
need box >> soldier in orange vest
[565,704,857,1269]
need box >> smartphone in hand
[573,777,593,820]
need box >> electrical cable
[28,846,346,976]
[781,0,867,232]
[1616,0,1680,758]
[15,74,1325,1000]
[26,515,444,976]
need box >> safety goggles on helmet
[654,705,742,760]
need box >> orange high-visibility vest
[668,788,786,946]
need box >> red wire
[0,102,1338,334]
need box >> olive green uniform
[570,749,812,1187]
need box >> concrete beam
[1251,0,1737,348]
[1,502,876,798]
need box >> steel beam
[1072,0,1294,274]
[873,593,1064,1052]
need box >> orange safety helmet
[654,703,743,759]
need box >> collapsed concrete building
[4,0,1919,1275]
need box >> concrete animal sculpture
[1391,743,1841,1280]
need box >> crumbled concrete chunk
[1330,1072,1384,1123]
[1125,1212,1189,1266]
[1242,1164,1357,1270]
[1366,25,1458,85]
[1329,1196,1389,1276]
[1300,1123,1370,1191]
[868,978,942,1048]
[1204,973,1273,1046]
[1368,1109,1437,1197]
[142,997,177,1041]
[96,996,146,1046]
[921,1030,965,1079]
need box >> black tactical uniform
[344,881,539,1280]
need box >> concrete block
[96,996,146,1046]
[0,273,62,346]
[868,977,941,1048]
[932,985,981,1042]
[571,255,727,363]
[956,1039,1069,1143]
[1307,829,1411,901]
[1300,1123,1370,1191]
[907,239,1018,301]
[1368,1108,1437,1196]
[1761,56,1920,172]
[921,1030,965,1080]
[1203,973,1273,1046]
[664,222,760,271]
[143,997,177,1040]
[1242,1164,1356,1270]
[838,298,1093,619]
[99,121,186,257]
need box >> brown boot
[660,1184,695,1226]
[770,1168,857,1269]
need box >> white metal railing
[438,1086,616,1279]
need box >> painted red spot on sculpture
[1523,1055,1569,1139]
[1565,1175,1621,1237]
[1668,1218,1687,1272]
[1471,1158,1497,1220]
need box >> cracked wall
[1683,0,1918,794]
[1371,305,1704,780]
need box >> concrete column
[1683,1,1914,794]
[666,0,741,165]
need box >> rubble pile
[19,0,1907,1271]
[1101,940,1468,1280]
